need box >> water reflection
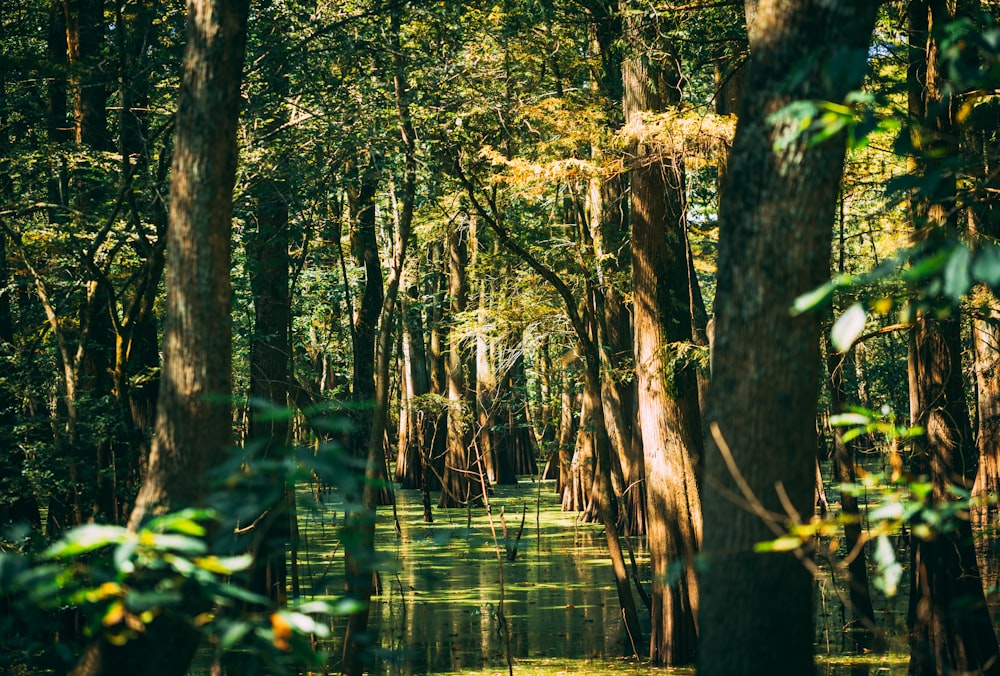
[313,486,635,674]
[308,484,910,675]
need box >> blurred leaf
[44,524,131,558]
[143,533,207,556]
[125,588,183,613]
[146,509,214,535]
[193,554,253,574]
[219,620,252,651]
[943,244,972,301]
[872,534,902,596]
[830,412,870,427]
[791,280,837,315]
[973,243,1000,288]
[869,501,904,522]
[831,303,867,353]
[754,535,803,553]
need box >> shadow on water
[293,482,916,675]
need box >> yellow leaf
[103,601,125,627]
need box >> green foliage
[0,506,352,672]
[755,405,982,600]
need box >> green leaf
[902,249,951,283]
[124,588,184,613]
[869,501,904,522]
[872,534,902,597]
[831,303,867,353]
[973,243,1000,288]
[791,280,837,315]
[840,428,864,443]
[145,533,207,556]
[145,508,215,535]
[114,541,138,575]
[279,610,330,637]
[218,621,252,651]
[44,524,131,559]
[830,412,870,427]
[293,600,336,615]
[205,580,272,607]
[943,244,972,301]
[754,535,803,553]
[328,597,368,615]
[193,554,253,574]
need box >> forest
[2,0,1000,674]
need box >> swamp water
[296,482,909,675]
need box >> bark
[438,218,483,508]
[554,363,578,488]
[396,281,436,490]
[625,10,702,664]
[76,0,248,671]
[347,151,382,464]
[65,0,109,149]
[699,2,879,676]
[246,176,291,603]
[342,11,416,665]
[907,316,999,675]
[47,0,69,222]
[503,344,538,476]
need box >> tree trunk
[906,2,1000,673]
[246,175,291,603]
[699,3,879,675]
[65,0,109,150]
[341,14,417,666]
[438,218,483,508]
[625,9,703,664]
[907,316,1000,675]
[76,0,248,672]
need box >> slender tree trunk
[625,10,703,663]
[245,176,291,603]
[438,217,482,508]
[74,0,248,672]
[342,9,416,667]
[65,0,109,150]
[826,346,878,652]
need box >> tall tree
[624,7,703,664]
[68,0,250,671]
[698,2,880,676]
[906,2,1000,673]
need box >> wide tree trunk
[698,2,879,676]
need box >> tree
[69,0,251,671]
[698,2,880,676]
[905,2,1000,673]
[624,6,703,665]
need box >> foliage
[0,433,366,672]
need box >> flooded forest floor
[299,478,917,675]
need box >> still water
[298,482,909,675]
